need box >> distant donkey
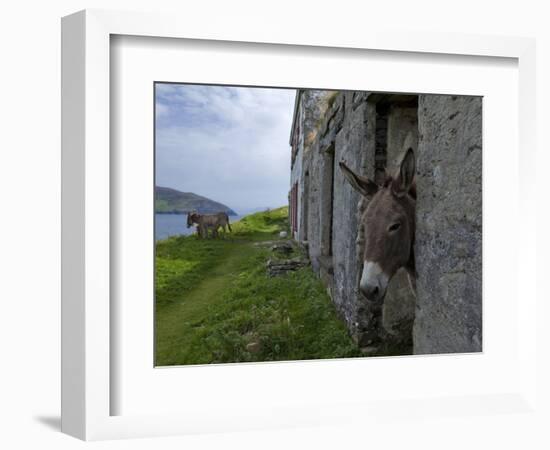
[187,211,232,238]
[339,148,416,304]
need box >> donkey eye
[388,222,401,232]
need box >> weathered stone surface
[331,92,371,341]
[382,269,415,338]
[266,257,309,277]
[290,90,334,243]
[414,95,482,354]
[270,242,293,255]
[386,105,418,171]
[253,239,291,248]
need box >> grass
[155,206,361,366]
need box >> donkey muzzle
[360,283,380,301]
[359,261,389,303]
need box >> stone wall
[290,90,334,242]
[293,92,370,339]
[331,92,370,340]
[293,91,414,347]
[414,95,483,354]
[290,90,482,355]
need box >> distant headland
[155,186,238,216]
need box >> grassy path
[154,207,361,366]
[155,242,256,365]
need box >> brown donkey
[187,211,232,238]
[339,148,416,304]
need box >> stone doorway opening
[360,93,419,352]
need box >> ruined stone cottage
[289,90,482,355]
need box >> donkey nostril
[361,284,380,300]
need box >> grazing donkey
[187,211,232,238]
[339,148,416,304]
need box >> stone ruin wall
[290,90,482,354]
[414,95,482,354]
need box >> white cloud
[155,84,296,213]
[155,102,170,119]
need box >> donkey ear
[392,148,416,198]
[339,161,379,198]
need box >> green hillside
[155,186,238,215]
[155,206,362,366]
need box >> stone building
[289,89,482,355]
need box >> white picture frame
[61,9,537,441]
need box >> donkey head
[339,148,416,304]
[187,211,199,228]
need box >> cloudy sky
[155,83,296,214]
